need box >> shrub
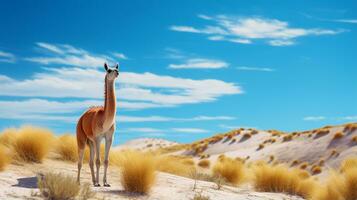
[343,123,357,133]
[269,155,275,162]
[333,132,344,140]
[314,170,357,200]
[300,162,308,169]
[0,128,17,147]
[315,129,330,138]
[291,160,300,166]
[330,149,339,157]
[318,159,325,166]
[257,144,264,150]
[55,134,77,162]
[340,158,357,173]
[242,133,252,139]
[311,165,322,175]
[156,155,195,177]
[251,130,259,135]
[217,154,226,162]
[283,135,293,142]
[0,144,11,171]
[13,126,54,163]
[198,159,210,168]
[117,151,156,194]
[38,172,94,200]
[212,158,245,185]
[351,136,357,144]
[253,164,316,199]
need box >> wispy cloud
[0,50,16,63]
[2,44,242,108]
[0,98,235,123]
[303,116,326,121]
[237,66,274,72]
[219,124,257,130]
[26,42,114,68]
[334,19,357,24]
[171,15,344,46]
[171,128,209,133]
[112,52,128,60]
[169,58,228,69]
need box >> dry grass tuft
[314,169,357,200]
[333,132,344,140]
[156,155,195,177]
[343,123,357,133]
[340,157,357,173]
[0,128,17,147]
[291,160,300,166]
[311,165,322,175]
[253,164,317,199]
[198,159,210,168]
[55,134,77,162]
[0,144,11,171]
[283,135,293,142]
[351,136,357,144]
[212,157,245,185]
[299,162,308,170]
[330,149,339,157]
[192,192,210,200]
[13,126,54,163]
[242,133,252,140]
[116,151,156,194]
[257,144,264,150]
[38,172,94,200]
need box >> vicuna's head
[104,62,119,81]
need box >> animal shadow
[12,176,38,189]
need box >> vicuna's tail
[76,116,87,150]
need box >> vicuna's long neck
[104,76,116,125]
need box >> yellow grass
[156,155,195,177]
[115,151,156,194]
[340,157,357,173]
[257,144,264,150]
[55,134,78,162]
[253,164,316,199]
[38,172,94,200]
[13,126,54,163]
[333,132,344,140]
[300,162,308,169]
[198,159,210,168]
[311,165,322,175]
[313,169,357,200]
[0,144,11,171]
[212,157,245,185]
[352,136,357,144]
[283,135,293,142]
[242,133,252,139]
[0,128,17,147]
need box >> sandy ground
[0,159,303,200]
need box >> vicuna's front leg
[94,138,102,187]
[103,133,113,187]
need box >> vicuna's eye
[108,69,112,73]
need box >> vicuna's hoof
[94,183,101,187]
[103,183,111,187]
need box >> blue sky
[0,0,356,145]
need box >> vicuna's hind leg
[76,122,87,184]
[88,140,96,185]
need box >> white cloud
[334,19,357,24]
[0,98,235,123]
[303,116,326,121]
[123,128,164,133]
[26,42,114,68]
[171,15,344,46]
[0,50,16,63]
[219,124,257,130]
[169,58,228,69]
[338,116,357,121]
[237,66,274,72]
[0,66,241,106]
[112,52,128,60]
[171,128,208,133]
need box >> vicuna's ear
[115,63,119,70]
[104,62,109,71]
